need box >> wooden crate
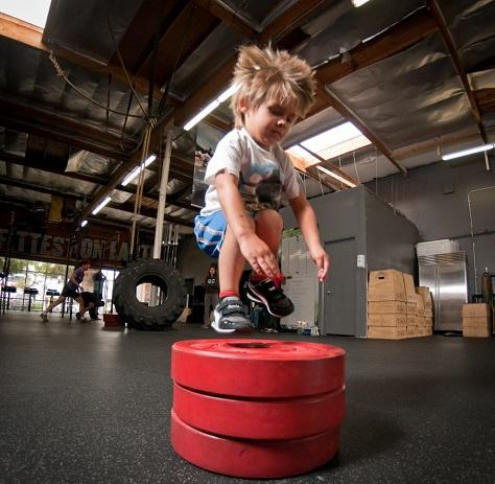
[402,273,416,304]
[463,326,491,338]
[416,286,433,308]
[368,326,407,340]
[462,303,491,318]
[368,313,407,327]
[406,314,417,326]
[462,317,490,328]
[415,293,425,318]
[368,301,406,314]
[406,301,416,315]
[407,325,419,338]
[368,270,406,302]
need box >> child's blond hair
[230,45,316,128]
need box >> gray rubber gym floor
[1,311,494,484]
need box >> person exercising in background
[41,260,92,323]
[202,265,219,328]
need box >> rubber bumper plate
[173,381,345,440]
[171,410,339,479]
[171,339,345,398]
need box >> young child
[41,259,92,322]
[194,45,329,334]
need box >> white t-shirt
[200,128,302,216]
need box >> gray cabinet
[418,252,468,331]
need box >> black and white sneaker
[212,297,254,334]
[247,278,294,318]
[40,312,49,323]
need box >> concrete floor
[0,311,494,484]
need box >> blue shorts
[194,211,227,259]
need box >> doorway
[323,238,357,336]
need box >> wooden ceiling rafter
[0,13,165,101]
[107,201,192,227]
[427,0,488,143]
[316,81,407,175]
[191,0,259,39]
[0,97,134,160]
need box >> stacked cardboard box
[402,273,419,338]
[367,270,407,340]
[462,304,492,338]
[417,286,433,336]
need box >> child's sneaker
[247,278,294,318]
[40,312,49,323]
[212,297,254,334]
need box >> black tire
[113,259,186,331]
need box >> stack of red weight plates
[171,339,345,479]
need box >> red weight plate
[171,410,339,479]
[171,339,345,398]
[173,382,345,440]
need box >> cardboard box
[415,293,425,318]
[407,325,419,338]
[368,314,407,327]
[462,317,490,328]
[406,314,417,326]
[368,270,406,302]
[416,286,433,309]
[424,317,433,327]
[463,327,491,338]
[462,303,491,318]
[368,301,406,314]
[368,326,407,340]
[406,302,417,315]
[422,327,433,336]
[402,273,416,304]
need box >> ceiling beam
[317,8,437,85]
[0,175,86,200]
[427,0,488,143]
[192,0,258,39]
[0,13,166,101]
[1,151,197,212]
[107,201,192,227]
[315,81,407,175]
[0,97,133,160]
[260,0,328,43]
[475,89,495,116]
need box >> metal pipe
[151,131,172,306]
[484,150,491,172]
[153,130,173,259]
[467,185,495,294]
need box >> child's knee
[255,209,283,231]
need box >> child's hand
[239,234,281,278]
[310,246,329,282]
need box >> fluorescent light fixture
[184,84,240,131]
[352,0,371,7]
[300,122,371,160]
[317,165,357,188]
[121,154,157,186]
[92,196,112,215]
[442,143,495,161]
[0,0,52,28]
[80,220,88,228]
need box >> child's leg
[218,222,253,295]
[248,209,294,317]
[254,209,283,258]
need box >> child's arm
[289,195,329,282]
[215,171,280,278]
